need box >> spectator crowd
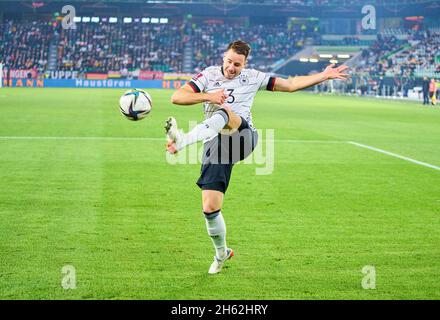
[190,22,309,72]
[0,20,53,74]
[354,30,440,79]
[0,19,438,84]
[57,22,185,73]
[0,19,309,75]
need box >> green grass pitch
[0,88,439,299]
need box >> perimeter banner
[3,79,187,88]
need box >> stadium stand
[57,22,185,73]
[0,20,53,75]
[0,19,310,74]
[191,23,309,72]
[1,18,439,80]
[354,35,409,76]
[353,30,440,79]
[0,8,438,87]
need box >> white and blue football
[119,89,152,121]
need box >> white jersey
[188,66,276,129]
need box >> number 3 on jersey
[226,89,235,104]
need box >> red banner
[2,69,38,79]
[108,71,121,79]
[139,71,164,80]
[86,73,108,80]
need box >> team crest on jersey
[239,77,249,85]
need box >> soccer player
[166,40,349,274]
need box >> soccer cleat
[164,117,184,154]
[208,248,234,274]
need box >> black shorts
[196,117,258,194]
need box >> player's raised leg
[165,105,242,154]
[202,190,234,274]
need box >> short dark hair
[227,40,251,59]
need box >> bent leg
[221,105,242,132]
[166,107,231,153]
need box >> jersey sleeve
[257,71,276,91]
[187,69,209,93]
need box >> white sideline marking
[2,136,438,171]
[348,141,440,172]
[271,139,346,144]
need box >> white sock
[204,210,227,260]
[177,110,228,150]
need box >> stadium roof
[0,0,439,18]
[1,0,440,5]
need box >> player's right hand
[166,140,178,154]
[207,89,227,105]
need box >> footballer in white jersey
[165,40,349,274]
[187,65,276,129]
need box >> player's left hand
[323,64,350,80]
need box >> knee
[220,107,242,130]
[202,190,223,213]
[203,203,221,214]
[222,104,232,113]
[219,105,235,123]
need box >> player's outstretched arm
[273,64,350,93]
[171,84,227,106]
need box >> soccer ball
[119,89,152,121]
